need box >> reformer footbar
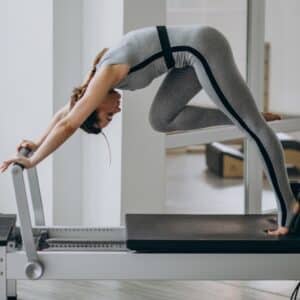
[2,147,300,300]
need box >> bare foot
[267,202,300,236]
[267,226,289,236]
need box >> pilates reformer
[2,147,300,300]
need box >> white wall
[0,0,53,224]
[120,0,166,223]
[166,0,247,108]
[81,0,167,226]
[265,0,300,115]
[166,0,300,115]
[81,0,124,226]
[52,0,83,225]
[1,0,167,228]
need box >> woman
[0,25,298,236]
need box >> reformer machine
[2,147,300,300]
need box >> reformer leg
[7,280,17,300]
[0,247,7,300]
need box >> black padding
[126,214,300,253]
[279,133,300,151]
[206,142,243,177]
[292,216,300,233]
[289,181,300,233]
[291,181,300,200]
[0,214,16,246]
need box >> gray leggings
[149,27,296,228]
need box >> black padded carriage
[0,214,16,246]
[126,214,300,253]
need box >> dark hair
[69,48,108,134]
[80,110,101,134]
[69,48,112,165]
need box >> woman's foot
[267,226,289,236]
[267,201,300,236]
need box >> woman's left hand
[0,156,35,173]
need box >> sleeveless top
[96,25,203,91]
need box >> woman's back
[96,25,205,91]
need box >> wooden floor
[18,280,297,300]
[17,149,300,299]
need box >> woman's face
[96,90,121,128]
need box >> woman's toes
[267,226,289,236]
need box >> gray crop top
[96,25,201,91]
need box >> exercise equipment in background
[206,132,300,178]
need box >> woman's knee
[149,118,169,132]
[196,26,232,61]
[149,108,169,132]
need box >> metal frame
[11,164,41,277]
[2,141,300,299]
[6,143,300,283]
[27,167,45,226]
[4,250,300,281]
[7,279,16,299]
[245,0,266,214]
[0,247,6,300]
[3,244,300,300]
[166,118,300,149]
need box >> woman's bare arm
[34,104,70,147]
[29,64,129,166]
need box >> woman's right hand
[16,140,40,153]
[0,140,39,173]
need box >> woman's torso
[96,25,205,91]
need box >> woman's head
[96,90,121,129]
[69,48,121,134]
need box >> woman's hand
[0,156,35,173]
[0,139,39,173]
[16,139,39,153]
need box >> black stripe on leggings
[129,51,164,73]
[128,46,288,226]
[173,46,287,226]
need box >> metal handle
[18,146,32,157]
[14,146,33,169]
[14,146,45,226]
[11,146,44,279]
